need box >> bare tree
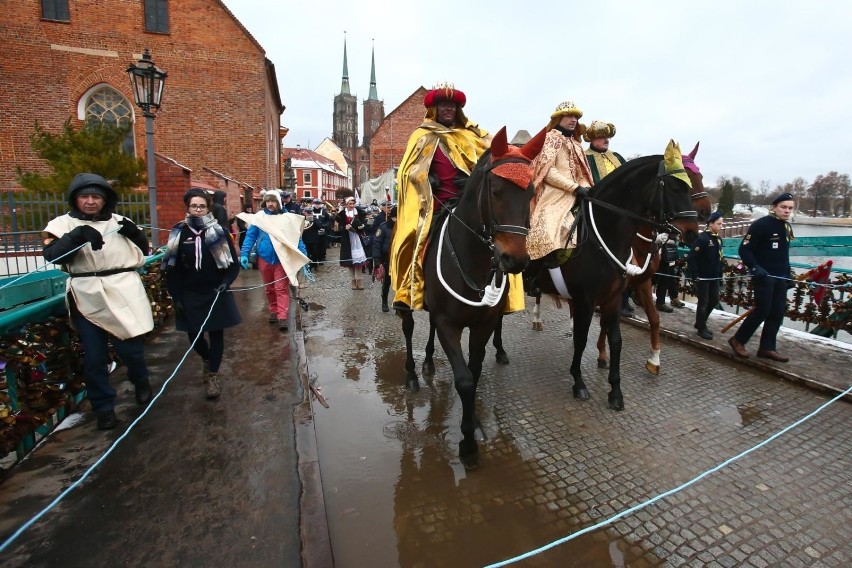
[716,175,753,205]
[809,171,851,216]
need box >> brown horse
[595,142,712,374]
[398,127,544,468]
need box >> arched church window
[82,86,135,154]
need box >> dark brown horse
[525,141,700,411]
[595,142,712,374]
[399,127,544,468]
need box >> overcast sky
[222,0,851,192]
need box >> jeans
[72,312,148,413]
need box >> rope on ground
[0,294,218,554]
[483,382,852,568]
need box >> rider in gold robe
[391,83,506,312]
[526,100,595,261]
[584,120,626,184]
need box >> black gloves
[214,282,228,293]
[751,266,768,278]
[69,225,104,251]
[118,218,142,239]
[574,186,590,199]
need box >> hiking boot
[96,410,117,430]
[279,319,289,332]
[696,328,713,340]
[671,298,685,308]
[381,300,389,312]
[656,302,674,313]
[206,373,221,400]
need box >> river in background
[788,222,852,271]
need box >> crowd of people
[41,83,799,432]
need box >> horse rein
[434,155,533,305]
[583,160,697,276]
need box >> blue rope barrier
[484,382,852,567]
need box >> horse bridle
[584,160,698,236]
[438,155,532,298]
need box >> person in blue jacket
[728,192,795,361]
[688,211,724,340]
[239,190,291,332]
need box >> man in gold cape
[389,83,525,312]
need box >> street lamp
[127,48,167,248]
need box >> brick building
[369,87,428,177]
[281,148,347,204]
[2,0,284,233]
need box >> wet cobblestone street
[301,250,851,568]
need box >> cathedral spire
[340,32,351,96]
[367,40,379,101]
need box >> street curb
[621,315,852,403]
[293,297,334,567]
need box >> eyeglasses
[188,204,208,210]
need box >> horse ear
[491,126,508,159]
[520,127,547,160]
[688,141,699,160]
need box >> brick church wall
[370,87,428,176]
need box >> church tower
[362,43,385,150]
[332,34,358,165]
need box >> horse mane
[592,154,662,198]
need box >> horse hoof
[406,378,420,392]
[532,322,543,331]
[459,441,480,470]
[609,395,625,411]
[495,352,510,365]
[573,387,590,401]
[645,361,660,375]
[597,358,608,369]
[422,361,435,376]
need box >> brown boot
[351,278,357,290]
[356,278,364,290]
[205,372,221,399]
[728,337,749,358]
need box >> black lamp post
[127,48,167,248]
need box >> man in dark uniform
[728,192,795,361]
[302,198,331,271]
[281,191,301,214]
[688,211,724,339]
[372,206,397,312]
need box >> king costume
[389,83,525,312]
[526,101,594,260]
[584,120,627,184]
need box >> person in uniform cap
[372,206,397,312]
[388,81,492,311]
[302,197,331,271]
[584,120,631,314]
[728,192,796,361]
[42,173,153,430]
[688,211,724,339]
[281,190,301,214]
[584,121,626,184]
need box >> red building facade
[2,0,284,228]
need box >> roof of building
[283,147,345,175]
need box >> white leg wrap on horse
[649,349,661,367]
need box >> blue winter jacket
[240,209,281,265]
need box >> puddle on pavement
[715,404,765,427]
[309,338,656,567]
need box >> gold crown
[550,100,583,119]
